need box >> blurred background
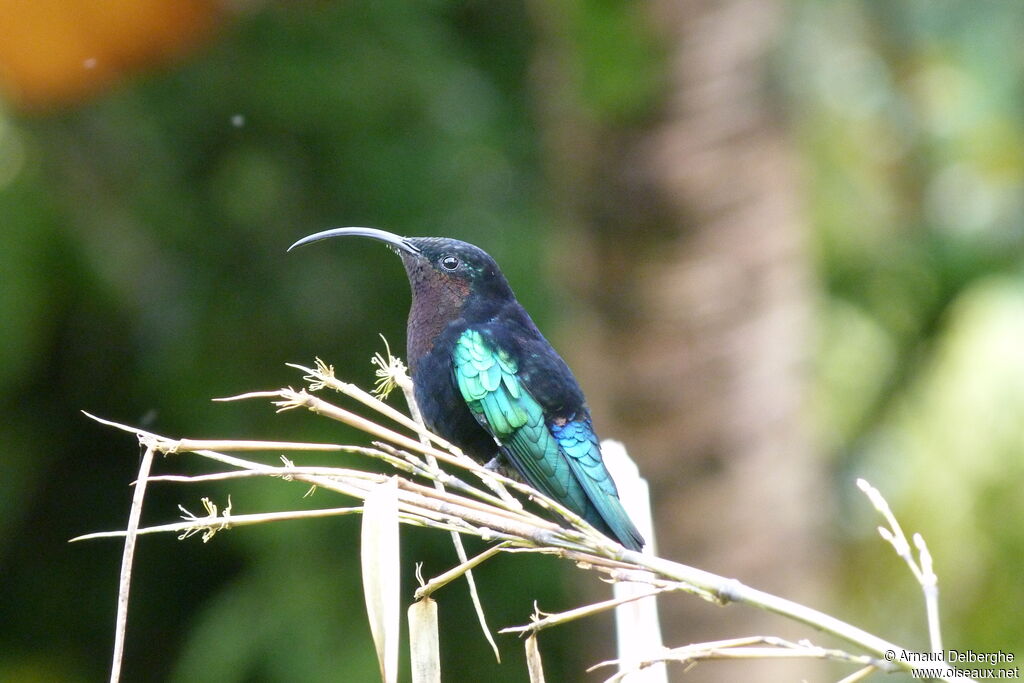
[1,0,1022,681]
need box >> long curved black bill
[287,227,420,255]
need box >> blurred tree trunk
[531,1,828,679]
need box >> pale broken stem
[198,425,963,677]
[856,479,922,582]
[71,461,479,544]
[394,362,502,664]
[915,533,942,654]
[374,436,601,548]
[287,359,457,453]
[142,464,407,486]
[500,587,668,636]
[589,636,880,683]
[71,505,364,543]
[525,634,546,683]
[361,478,401,683]
[414,543,509,601]
[82,416,533,542]
[610,546,973,683]
[181,450,547,545]
[372,442,529,514]
[81,414,348,456]
[190,458,518,540]
[216,390,471,479]
[857,478,943,654]
[216,389,452,462]
[368,343,521,511]
[217,387,601,546]
[156,438,346,453]
[83,405,972,683]
[110,444,155,683]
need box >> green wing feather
[453,328,644,553]
[454,329,586,511]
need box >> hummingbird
[289,227,644,551]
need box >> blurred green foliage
[785,0,1024,666]
[1,0,1022,681]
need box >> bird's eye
[440,255,460,271]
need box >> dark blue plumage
[289,228,644,551]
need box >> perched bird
[289,227,644,551]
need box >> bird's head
[288,227,515,314]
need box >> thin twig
[914,533,942,653]
[589,636,881,683]
[287,358,457,453]
[414,543,509,600]
[82,412,971,682]
[386,346,503,663]
[857,478,943,654]
[72,505,364,543]
[81,360,976,683]
[500,587,669,635]
[109,444,155,683]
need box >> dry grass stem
[362,478,401,683]
[389,344,503,663]
[408,598,441,683]
[525,634,546,683]
[81,358,976,683]
[109,444,155,683]
[500,587,669,635]
[857,478,944,654]
[414,542,509,600]
[72,504,365,543]
[589,636,882,683]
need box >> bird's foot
[484,457,523,482]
